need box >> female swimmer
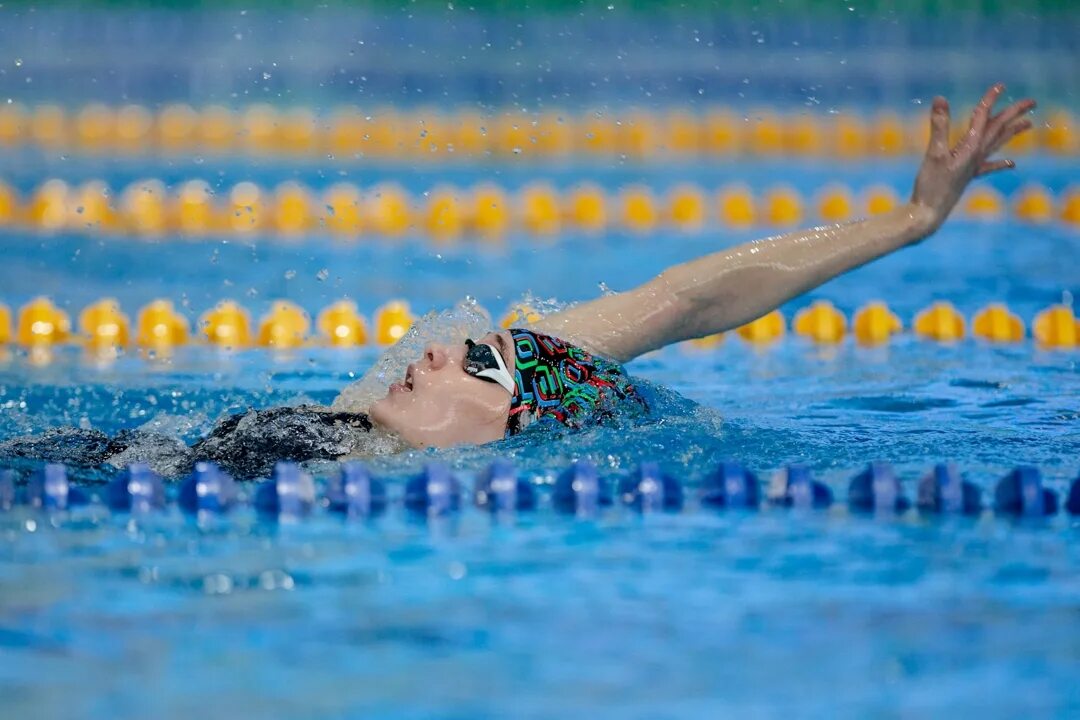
[0,85,1035,478]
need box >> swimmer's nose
[423,343,450,371]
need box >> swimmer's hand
[911,83,1036,234]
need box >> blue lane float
[553,460,610,516]
[106,463,165,514]
[766,464,832,509]
[1067,473,1080,516]
[0,469,14,510]
[255,462,316,520]
[475,458,536,512]
[916,463,982,516]
[619,461,683,512]
[404,463,461,516]
[178,461,237,515]
[326,462,387,518]
[848,462,910,514]
[994,466,1058,517]
[28,463,89,510]
[701,461,759,510]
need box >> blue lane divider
[553,460,609,516]
[619,461,683,512]
[404,463,461,516]
[28,463,89,510]
[766,464,832,509]
[326,462,387,518]
[848,462,910,514]
[0,469,14,511]
[255,462,316,520]
[106,463,164,514]
[1,459,1076,521]
[1067,473,1080,516]
[701,461,758,510]
[916,463,982,516]
[475,458,536,513]
[994,466,1058,517]
[178,461,237,516]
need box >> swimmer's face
[369,331,514,448]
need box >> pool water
[1,160,1078,718]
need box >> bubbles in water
[315,268,329,281]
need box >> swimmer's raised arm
[535,84,1036,362]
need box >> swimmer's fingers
[986,99,1037,147]
[986,118,1034,156]
[928,96,952,159]
[968,83,1005,138]
[974,159,1016,178]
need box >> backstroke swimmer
[1,85,1036,478]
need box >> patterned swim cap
[506,328,647,435]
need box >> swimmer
[0,85,1035,479]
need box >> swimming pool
[1,150,1078,717]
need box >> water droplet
[284,269,297,280]
[14,59,23,68]
[316,268,330,281]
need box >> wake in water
[0,298,726,481]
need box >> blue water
[1,160,1078,718]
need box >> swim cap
[506,328,647,435]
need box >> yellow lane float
[367,183,411,237]
[317,300,368,346]
[375,301,414,344]
[501,304,542,329]
[175,180,216,236]
[864,185,900,216]
[566,183,607,234]
[79,298,130,349]
[201,300,252,349]
[793,300,847,344]
[717,184,756,228]
[962,187,1005,219]
[74,103,115,151]
[136,300,189,349]
[29,179,70,232]
[17,297,71,346]
[71,180,118,232]
[914,302,966,342]
[785,115,823,156]
[703,110,741,155]
[0,103,27,146]
[228,182,264,234]
[764,186,803,226]
[120,179,168,236]
[686,333,725,350]
[853,301,902,345]
[816,184,854,223]
[1061,187,1080,225]
[1012,184,1054,223]
[1033,305,1078,348]
[115,105,153,153]
[748,110,784,156]
[424,186,464,243]
[667,184,705,233]
[664,111,702,155]
[30,105,69,149]
[871,113,907,156]
[972,303,1025,343]
[470,184,510,241]
[737,309,785,344]
[158,104,198,152]
[281,108,318,155]
[0,303,11,344]
[620,185,658,234]
[272,182,314,236]
[0,181,18,226]
[1042,111,1077,155]
[258,300,309,348]
[519,183,561,237]
[198,105,237,152]
[321,183,364,237]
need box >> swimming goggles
[463,339,516,395]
